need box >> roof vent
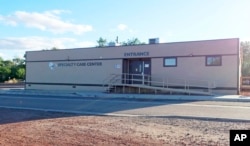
[108,42,120,47]
[149,38,159,44]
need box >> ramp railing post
[166,78,168,89]
[207,81,210,93]
[185,80,187,91]
[142,73,145,85]
[125,73,127,84]
[132,74,134,84]
[163,80,165,88]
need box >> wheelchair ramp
[103,73,215,96]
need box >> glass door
[128,59,151,84]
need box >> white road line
[0,105,141,117]
[174,103,250,109]
[0,95,162,104]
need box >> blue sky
[0,0,249,59]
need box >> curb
[1,90,250,102]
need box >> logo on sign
[49,62,57,70]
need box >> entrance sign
[124,52,149,57]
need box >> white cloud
[0,37,95,50]
[0,14,17,26]
[0,10,93,35]
[117,24,128,31]
[241,38,250,42]
[0,36,96,59]
[73,41,96,48]
[44,10,71,16]
[110,24,137,36]
[0,52,11,60]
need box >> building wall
[25,38,240,94]
[26,59,123,90]
[152,55,237,85]
[151,55,238,94]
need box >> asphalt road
[0,94,250,121]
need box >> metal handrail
[103,73,216,94]
[118,73,212,87]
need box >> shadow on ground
[0,108,83,125]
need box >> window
[206,56,222,66]
[164,57,177,67]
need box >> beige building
[25,38,240,95]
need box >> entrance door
[123,59,151,84]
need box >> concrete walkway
[0,89,250,102]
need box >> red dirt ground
[0,108,249,146]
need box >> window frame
[206,55,222,66]
[163,57,177,67]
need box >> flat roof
[25,38,239,53]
